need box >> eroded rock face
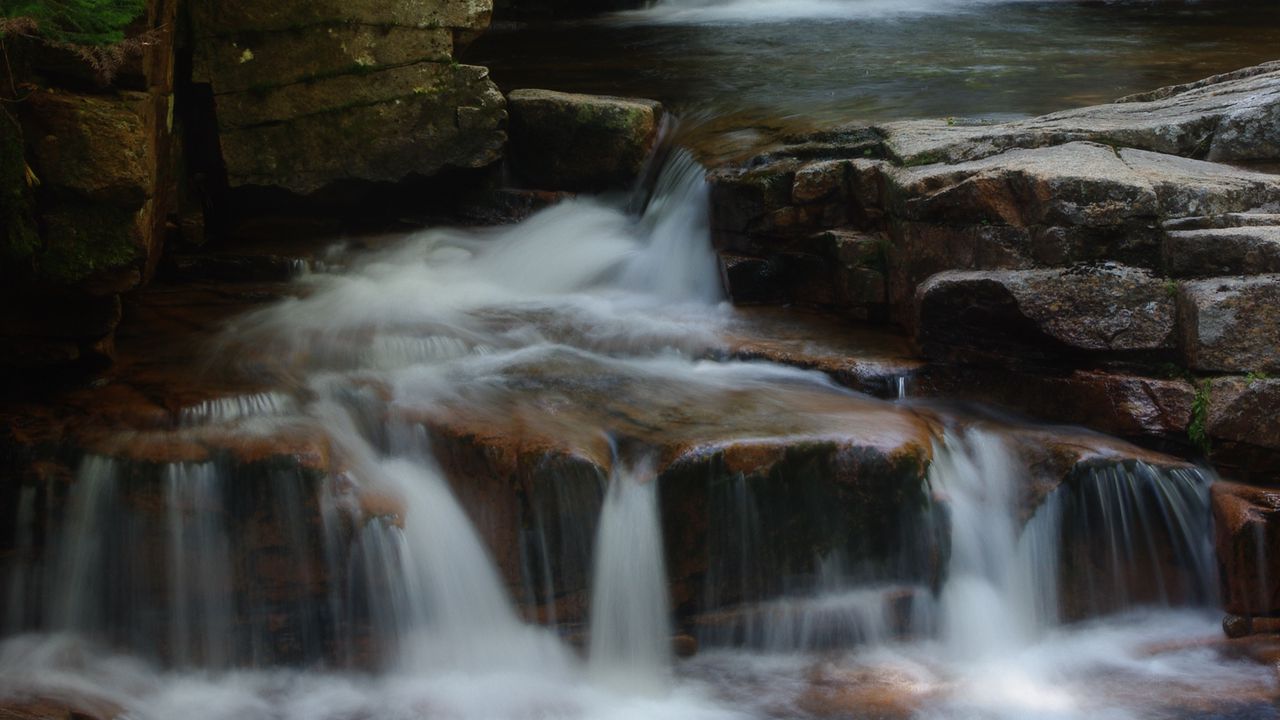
[189,0,506,196]
[506,89,663,192]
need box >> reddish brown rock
[1212,482,1280,617]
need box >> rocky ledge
[707,60,1280,479]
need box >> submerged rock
[507,89,663,191]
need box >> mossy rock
[507,88,663,192]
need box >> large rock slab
[916,264,1177,363]
[879,61,1280,166]
[507,89,663,192]
[1178,276,1280,374]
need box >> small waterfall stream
[588,463,673,691]
[0,137,1271,720]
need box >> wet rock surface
[708,60,1280,469]
[1213,482,1280,617]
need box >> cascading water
[588,463,673,691]
[2,133,1275,720]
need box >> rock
[188,0,492,36]
[17,90,156,287]
[1178,276,1280,374]
[506,89,663,191]
[915,264,1177,363]
[190,0,506,197]
[218,64,505,194]
[717,229,888,319]
[1164,225,1280,277]
[878,60,1280,166]
[1118,148,1280,218]
[1212,482,1280,617]
[1206,377,1280,479]
[890,142,1159,228]
[192,26,454,94]
[914,367,1195,443]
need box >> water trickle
[589,462,673,691]
[180,391,296,426]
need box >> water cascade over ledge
[0,139,1273,720]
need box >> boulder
[915,264,1177,363]
[1212,482,1280,617]
[1178,276,1280,374]
[506,89,663,191]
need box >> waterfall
[588,463,673,691]
[930,430,1040,656]
[165,463,234,668]
[48,456,121,637]
[926,428,1219,657]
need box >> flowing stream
[0,133,1274,718]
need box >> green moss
[1187,379,1212,456]
[37,203,141,285]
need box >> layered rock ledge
[707,60,1280,478]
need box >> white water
[589,463,673,691]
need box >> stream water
[1,129,1276,718]
[467,0,1280,145]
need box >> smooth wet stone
[1178,276,1280,374]
[1212,482,1280,617]
[506,89,663,191]
[915,264,1177,362]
